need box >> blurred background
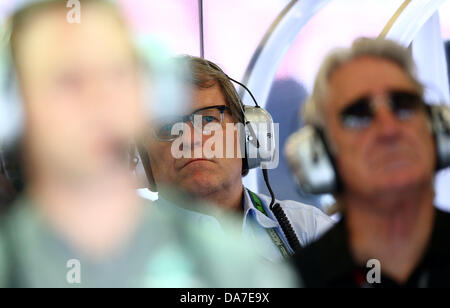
[1,0,450,212]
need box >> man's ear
[136,144,158,192]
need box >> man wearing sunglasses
[138,55,334,263]
[293,37,450,287]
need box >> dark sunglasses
[153,105,232,141]
[339,90,425,130]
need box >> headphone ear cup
[285,126,338,195]
[242,106,277,170]
[136,145,158,192]
[0,142,24,193]
[429,105,450,170]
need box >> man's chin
[373,171,429,195]
[180,175,221,197]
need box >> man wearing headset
[138,55,334,262]
[290,37,450,287]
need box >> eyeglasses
[339,90,425,130]
[153,105,232,141]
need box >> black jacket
[294,208,450,287]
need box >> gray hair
[303,37,424,128]
[172,55,245,125]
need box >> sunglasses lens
[340,98,373,129]
[390,91,423,120]
[339,91,424,130]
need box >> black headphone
[285,104,450,195]
[0,141,24,194]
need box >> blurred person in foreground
[292,37,450,287]
[0,0,297,288]
[138,56,334,263]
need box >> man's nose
[373,104,402,139]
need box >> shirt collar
[242,188,279,229]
